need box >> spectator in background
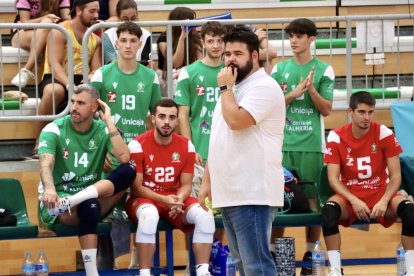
[102,0,152,66]
[126,99,215,276]
[38,84,135,276]
[32,0,102,158]
[322,91,414,276]
[156,6,203,97]
[11,0,70,88]
[270,18,335,275]
[198,26,285,275]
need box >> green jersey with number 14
[38,115,110,194]
[175,60,224,163]
[271,57,335,153]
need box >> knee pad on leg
[321,201,341,237]
[77,198,101,237]
[106,163,136,194]
[397,200,414,236]
[186,204,215,243]
[136,204,159,244]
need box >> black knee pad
[77,198,101,237]
[106,163,136,194]
[321,201,341,237]
[397,200,414,236]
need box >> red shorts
[337,189,402,228]
[125,194,199,233]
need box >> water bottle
[35,252,49,276]
[397,242,406,276]
[312,240,326,276]
[225,253,236,276]
[22,252,36,276]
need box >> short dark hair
[349,91,376,110]
[223,25,259,54]
[70,0,98,18]
[116,21,142,39]
[115,0,137,17]
[152,99,179,115]
[284,18,317,37]
[200,21,226,40]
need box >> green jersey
[175,60,224,163]
[91,61,161,143]
[38,115,110,194]
[271,57,335,153]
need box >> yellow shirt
[43,20,98,76]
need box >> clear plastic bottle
[397,242,406,276]
[312,240,326,276]
[35,252,49,276]
[22,252,36,276]
[225,253,236,276]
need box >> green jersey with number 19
[38,115,110,194]
[271,57,335,153]
[91,61,162,143]
[175,60,224,163]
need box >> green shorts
[282,151,324,184]
[39,191,72,225]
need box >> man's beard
[231,56,253,83]
[155,125,174,138]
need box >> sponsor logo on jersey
[112,82,118,89]
[144,181,156,188]
[196,85,205,96]
[88,139,97,150]
[145,165,152,175]
[347,176,381,189]
[346,155,354,166]
[325,147,332,155]
[200,106,213,118]
[38,141,48,148]
[62,171,76,192]
[284,73,290,79]
[65,138,70,145]
[108,91,117,103]
[77,173,98,182]
[171,152,181,163]
[149,154,154,162]
[121,117,145,126]
[112,113,121,125]
[346,146,351,154]
[280,82,288,93]
[199,75,204,82]
[371,143,377,153]
[289,106,314,116]
[200,120,211,135]
[175,89,182,97]
[63,148,68,159]
[137,82,145,93]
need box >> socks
[196,263,209,276]
[327,250,341,270]
[139,268,151,276]
[81,248,98,276]
[405,250,414,271]
[69,185,98,207]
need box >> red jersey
[128,129,196,193]
[324,121,402,193]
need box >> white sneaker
[406,266,414,276]
[11,68,35,88]
[327,267,343,276]
[47,196,71,216]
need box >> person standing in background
[270,18,335,275]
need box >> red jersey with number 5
[324,121,402,193]
[128,129,196,193]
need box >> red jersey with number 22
[128,129,196,193]
[324,121,402,200]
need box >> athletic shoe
[406,267,414,276]
[327,267,344,276]
[11,68,35,88]
[300,251,312,275]
[47,196,71,216]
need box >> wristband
[219,85,233,93]
[109,130,120,138]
